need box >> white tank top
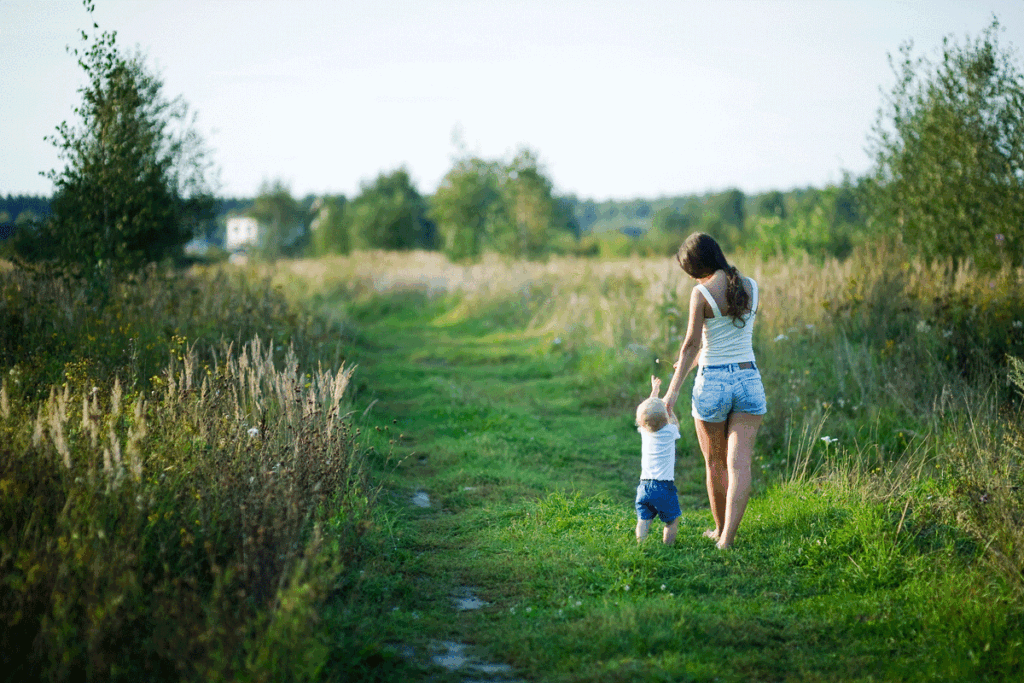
[695,278,758,366]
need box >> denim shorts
[691,363,768,423]
[635,479,681,523]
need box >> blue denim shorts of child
[691,363,768,423]
[635,479,681,523]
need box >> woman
[664,233,766,549]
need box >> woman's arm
[664,285,705,414]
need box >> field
[3,245,1024,681]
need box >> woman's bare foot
[702,529,720,541]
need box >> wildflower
[1013,320,1023,329]
[554,337,562,345]
[525,606,532,613]
[774,334,788,342]
[661,584,667,591]
[996,233,1006,244]
[624,584,630,592]
[821,436,838,445]
[248,427,260,438]
[943,329,953,338]
[916,320,930,333]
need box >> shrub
[0,264,373,680]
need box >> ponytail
[722,265,751,325]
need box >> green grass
[6,249,1023,681]
[326,289,1024,682]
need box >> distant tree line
[4,11,1022,272]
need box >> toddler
[634,376,682,544]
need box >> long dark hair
[676,232,751,322]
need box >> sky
[5,0,1024,202]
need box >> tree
[33,1,215,271]
[651,207,692,235]
[429,156,502,260]
[494,149,559,258]
[755,191,787,219]
[250,180,306,259]
[866,18,1024,270]
[428,148,571,260]
[310,195,350,256]
[347,168,431,250]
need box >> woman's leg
[716,412,763,549]
[694,417,729,539]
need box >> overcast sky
[5,0,1024,201]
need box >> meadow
[2,243,1024,681]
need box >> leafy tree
[756,191,787,219]
[348,168,431,250]
[250,180,306,259]
[651,207,692,236]
[429,148,576,260]
[31,1,214,271]
[310,195,350,256]
[866,18,1024,270]
[747,183,865,260]
[712,189,746,231]
[429,156,502,260]
[494,149,560,258]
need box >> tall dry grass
[0,264,372,681]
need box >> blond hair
[636,397,669,432]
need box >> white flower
[624,584,630,592]
[248,427,260,438]
[943,329,953,338]
[661,584,667,591]
[774,334,788,342]
[916,320,931,333]
[1013,320,1023,329]
[554,337,562,345]
[525,606,532,613]
[820,436,838,445]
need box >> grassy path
[335,301,1021,682]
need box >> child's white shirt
[638,423,681,481]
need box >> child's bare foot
[702,529,720,541]
[715,539,732,550]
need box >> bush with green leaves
[866,18,1024,270]
[347,168,433,251]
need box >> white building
[225,216,260,252]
